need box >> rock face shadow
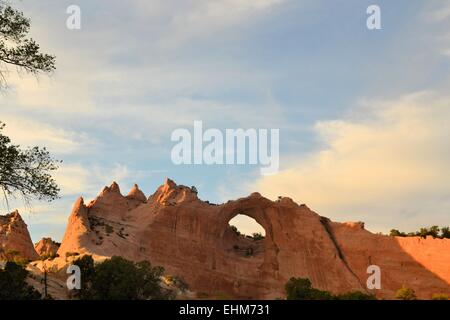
[329,221,450,299]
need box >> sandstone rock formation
[34,237,60,257]
[0,210,38,261]
[56,179,450,299]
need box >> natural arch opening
[227,214,266,258]
[228,214,266,239]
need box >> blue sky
[1,0,449,242]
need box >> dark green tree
[418,227,429,238]
[72,255,170,300]
[285,277,333,300]
[252,232,265,241]
[0,261,42,300]
[440,227,450,239]
[70,255,95,300]
[0,2,55,88]
[389,226,450,239]
[428,226,440,238]
[389,229,405,237]
[285,277,377,300]
[0,122,61,207]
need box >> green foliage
[229,225,241,236]
[336,291,377,300]
[285,278,333,300]
[428,226,440,238]
[72,255,171,300]
[389,229,405,237]
[441,227,450,239]
[0,5,58,208]
[431,293,449,300]
[0,261,41,300]
[395,286,417,300]
[389,226,450,239]
[70,255,95,299]
[2,248,29,266]
[285,278,377,300]
[0,2,55,88]
[252,232,265,241]
[0,122,61,207]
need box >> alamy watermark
[66,264,81,290]
[66,5,81,30]
[367,265,381,289]
[367,5,381,30]
[170,121,279,175]
[65,5,380,31]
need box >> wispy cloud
[53,162,136,197]
[427,1,450,22]
[132,0,287,49]
[1,115,93,154]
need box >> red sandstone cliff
[56,179,450,299]
[0,210,38,260]
[34,237,60,257]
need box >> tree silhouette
[0,122,61,208]
[0,2,55,88]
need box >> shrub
[441,227,450,239]
[389,229,405,237]
[431,293,449,300]
[395,286,417,300]
[285,278,377,300]
[70,255,95,299]
[285,278,333,300]
[389,226,450,239]
[252,233,265,241]
[336,291,377,300]
[230,225,241,236]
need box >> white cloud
[253,92,450,232]
[1,115,91,154]
[144,0,286,48]
[3,75,94,113]
[53,162,133,197]
[427,2,450,22]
